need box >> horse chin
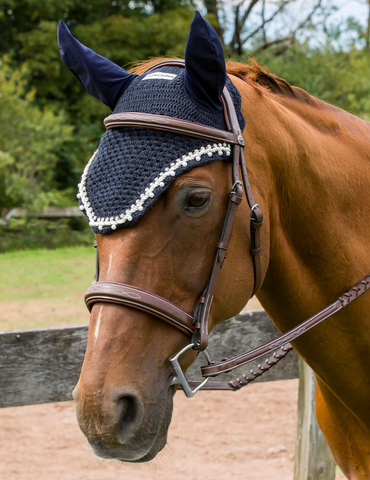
[86,386,174,463]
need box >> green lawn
[0,245,260,332]
[0,246,95,331]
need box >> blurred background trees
[1,0,370,245]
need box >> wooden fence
[0,310,336,479]
[4,206,84,220]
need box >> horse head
[58,12,269,462]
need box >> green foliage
[0,217,93,253]
[0,0,194,224]
[0,59,73,210]
[2,0,370,253]
[75,9,193,65]
[252,19,370,121]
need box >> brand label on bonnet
[143,72,177,81]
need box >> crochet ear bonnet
[58,12,245,234]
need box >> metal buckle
[250,203,259,219]
[231,180,243,194]
[170,343,212,398]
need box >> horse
[58,13,370,479]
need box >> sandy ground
[0,380,345,480]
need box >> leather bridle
[84,60,370,397]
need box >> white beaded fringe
[77,143,231,231]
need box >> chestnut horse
[61,19,370,480]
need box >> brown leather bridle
[84,60,370,397]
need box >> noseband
[84,60,370,396]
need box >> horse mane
[128,57,324,109]
[226,59,323,108]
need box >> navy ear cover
[184,12,226,114]
[57,21,137,110]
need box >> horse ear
[57,21,137,110]
[184,11,226,114]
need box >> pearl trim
[78,143,231,231]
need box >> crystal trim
[78,143,231,231]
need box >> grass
[0,246,95,302]
[0,246,95,331]
[0,245,260,332]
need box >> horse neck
[240,82,370,326]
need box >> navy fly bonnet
[58,12,245,234]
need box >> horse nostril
[116,394,143,441]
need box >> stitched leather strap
[85,274,370,388]
[85,281,194,337]
[222,87,263,296]
[240,153,263,296]
[192,181,243,350]
[104,113,244,146]
[201,274,370,377]
[183,344,293,391]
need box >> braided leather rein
[84,60,370,396]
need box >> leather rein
[84,60,370,397]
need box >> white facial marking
[107,252,114,274]
[94,306,103,345]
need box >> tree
[1,0,369,215]
[0,59,73,210]
[254,18,370,121]
[0,0,195,210]
[203,0,334,56]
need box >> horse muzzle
[73,381,174,462]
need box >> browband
[104,113,245,147]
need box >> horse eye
[188,192,211,208]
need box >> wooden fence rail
[0,310,336,479]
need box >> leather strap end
[251,207,264,224]
[217,241,229,263]
[229,193,242,204]
[218,252,227,263]
[250,246,262,256]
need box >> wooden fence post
[294,357,336,480]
